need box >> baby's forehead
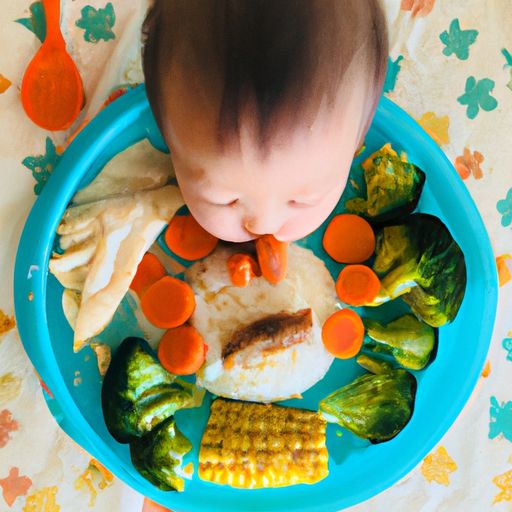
[160,61,369,166]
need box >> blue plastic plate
[14,85,498,512]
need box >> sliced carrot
[164,214,218,261]
[227,253,261,287]
[255,235,288,284]
[140,276,195,328]
[322,309,364,359]
[130,252,167,298]
[335,265,381,306]
[322,214,375,263]
[158,324,207,375]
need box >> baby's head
[143,0,388,242]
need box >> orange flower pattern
[0,467,32,507]
[421,446,458,485]
[492,469,512,504]
[454,147,485,180]
[400,0,436,17]
[0,409,19,448]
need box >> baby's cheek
[278,195,342,242]
[188,204,250,242]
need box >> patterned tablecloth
[1,1,511,511]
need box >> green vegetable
[355,353,394,374]
[368,213,467,327]
[319,367,416,443]
[345,144,426,223]
[362,314,436,370]
[101,337,202,443]
[130,416,192,491]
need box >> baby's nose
[244,214,284,238]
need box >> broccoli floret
[368,213,467,327]
[362,314,436,370]
[101,337,202,443]
[345,144,426,223]
[319,366,416,443]
[130,416,192,492]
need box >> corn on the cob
[198,399,328,489]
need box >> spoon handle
[42,0,64,46]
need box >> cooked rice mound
[185,244,336,402]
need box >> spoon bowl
[21,0,84,131]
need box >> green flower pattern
[502,48,512,92]
[489,397,512,442]
[15,1,46,42]
[457,76,498,119]
[440,19,478,60]
[503,337,512,361]
[497,188,512,227]
[383,55,404,94]
[75,2,116,43]
[21,137,61,195]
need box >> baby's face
[161,78,369,242]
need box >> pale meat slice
[222,309,313,369]
[72,139,174,205]
[49,185,184,351]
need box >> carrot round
[322,214,375,263]
[255,235,288,284]
[130,252,167,298]
[335,265,381,306]
[322,309,365,359]
[164,214,218,261]
[227,253,261,287]
[158,324,207,375]
[140,276,195,328]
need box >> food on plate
[140,276,195,329]
[227,253,261,287]
[164,213,219,261]
[54,133,466,492]
[345,143,426,223]
[72,139,174,205]
[49,185,184,350]
[355,353,394,375]
[321,309,365,359]
[319,358,416,443]
[90,342,111,376]
[222,308,313,369]
[367,213,467,327]
[130,252,166,298]
[335,264,381,306]
[255,234,289,284]
[198,399,328,489]
[130,416,192,492]
[158,325,207,375]
[61,288,81,328]
[186,245,336,402]
[362,314,436,370]
[101,337,202,443]
[322,214,375,263]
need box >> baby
[142,0,388,243]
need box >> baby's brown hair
[142,0,388,149]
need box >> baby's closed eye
[288,199,321,209]
[206,198,240,207]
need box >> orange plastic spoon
[21,0,84,131]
